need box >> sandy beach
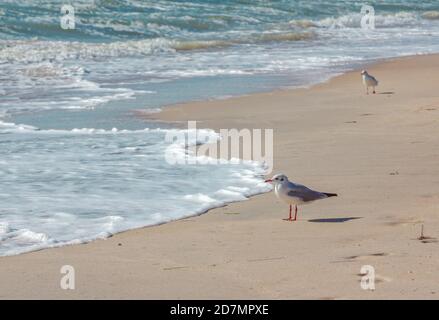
[1,54,439,299]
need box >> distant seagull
[265,174,337,221]
[361,70,378,94]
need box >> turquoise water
[1,0,439,255]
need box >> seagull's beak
[265,179,273,183]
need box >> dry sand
[1,54,439,299]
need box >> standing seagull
[265,174,337,221]
[361,70,378,94]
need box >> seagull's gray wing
[370,75,378,83]
[287,184,326,202]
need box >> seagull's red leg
[294,205,298,221]
[373,87,376,94]
[283,205,293,221]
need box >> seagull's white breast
[275,184,305,205]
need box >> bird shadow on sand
[308,217,362,223]
[379,91,395,95]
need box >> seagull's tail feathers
[323,192,338,198]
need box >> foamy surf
[0,123,271,256]
[422,11,439,20]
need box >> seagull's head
[265,173,289,185]
[361,70,367,75]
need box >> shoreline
[1,53,439,298]
[148,54,422,125]
[150,53,423,126]
[0,54,400,258]
[0,53,381,258]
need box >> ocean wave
[0,120,217,137]
[258,31,314,42]
[0,165,270,257]
[173,39,233,51]
[289,19,318,29]
[0,38,176,63]
[0,9,430,64]
[0,121,271,257]
[0,120,38,132]
[0,222,52,256]
[0,89,136,116]
[2,12,424,64]
[422,11,439,20]
[0,30,316,63]
[0,120,144,134]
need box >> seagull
[361,70,378,94]
[265,174,337,221]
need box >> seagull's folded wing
[287,188,325,202]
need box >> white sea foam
[214,189,248,202]
[184,193,219,204]
[0,39,177,64]
[0,122,271,256]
